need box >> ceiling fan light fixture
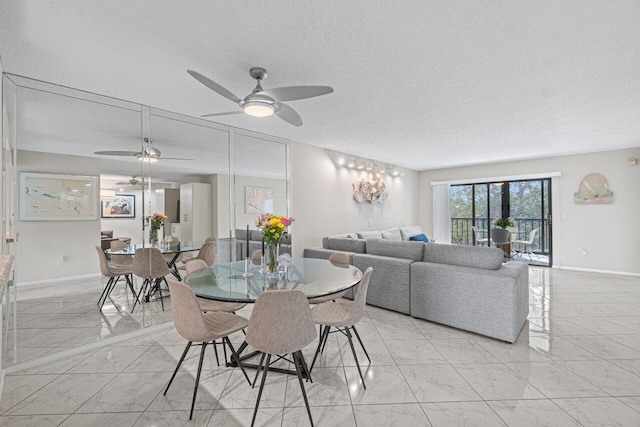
[136,153,159,163]
[243,101,274,117]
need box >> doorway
[450,178,552,266]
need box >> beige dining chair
[250,249,262,265]
[205,237,216,243]
[131,248,171,313]
[308,252,351,304]
[246,290,317,427]
[310,267,373,389]
[109,240,133,266]
[179,241,216,272]
[95,246,135,310]
[164,278,250,420]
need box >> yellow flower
[277,223,285,229]
[275,233,280,238]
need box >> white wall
[100,189,145,244]
[290,141,420,257]
[418,147,640,275]
[16,150,101,283]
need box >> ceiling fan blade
[187,70,242,104]
[275,103,303,127]
[260,86,333,102]
[94,151,138,156]
[161,157,194,161]
[201,111,244,117]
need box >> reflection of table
[107,241,204,280]
[185,258,363,377]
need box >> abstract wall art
[246,186,274,213]
[574,173,614,204]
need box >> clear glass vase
[150,227,159,245]
[266,243,279,274]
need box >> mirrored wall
[1,74,290,366]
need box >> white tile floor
[1,267,640,426]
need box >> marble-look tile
[207,408,282,426]
[527,336,601,361]
[147,369,232,411]
[373,322,426,341]
[429,338,499,364]
[365,306,414,325]
[217,369,287,409]
[563,335,640,359]
[338,337,396,367]
[284,367,350,407]
[9,350,96,375]
[488,399,581,426]
[282,405,356,427]
[0,374,59,413]
[299,341,344,368]
[506,361,606,398]
[386,339,447,365]
[608,334,640,352]
[474,336,551,363]
[399,364,481,403]
[453,363,545,400]
[335,321,383,342]
[611,358,640,377]
[554,397,640,427]
[16,328,93,349]
[560,359,640,396]
[59,412,141,427]
[67,345,148,374]
[617,396,640,414]
[133,410,213,426]
[123,344,195,373]
[0,414,67,426]
[420,402,506,427]
[346,365,416,405]
[410,319,474,340]
[352,404,431,426]
[4,373,115,415]
[567,317,639,335]
[77,371,166,413]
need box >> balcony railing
[451,217,549,253]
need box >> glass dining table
[184,257,363,377]
[107,241,205,280]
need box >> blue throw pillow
[410,233,429,243]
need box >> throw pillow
[410,233,429,243]
[381,228,402,240]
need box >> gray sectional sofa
[304,231,529,343]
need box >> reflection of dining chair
[184,259,247,366]
[246,289,317,427]
[513,228,539,260]
[308,252,350,304]
[95,246,135,310]
[205,237,216,243]
[179,241,216,272]
[472,226,488,246]
[310,267,373,389]
[131,248,171,312]
[250,249,262,265]
[110,240,133,266]
[164,278,249,420]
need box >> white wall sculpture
[353,173,388,204]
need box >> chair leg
[212,339,220,366]
[156,278,165,311]
[97,277,114,307]
[251,353,271,427]
[164,341,192,395]
[100,277,120,309]
[252,352,266,388]
[345,327,366,389]
[224,337,251,386]
[320,325,331,354]
[190,341,207,421]
[131,279,148,313]
[293,351,314,426]
[351,325,371,364]
[310,325,329,372]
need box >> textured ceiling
[1,0,639,171]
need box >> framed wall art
[101,194,135,218]
[19,172,99,221]
[245,186,273,214]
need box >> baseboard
[17,273,102,287]
[554,265,640,277]
[4,321,175,374]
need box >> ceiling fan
[188,67,333,127]
[115,176,141,186]
[94,138,194,162]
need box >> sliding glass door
[450,178,552,266]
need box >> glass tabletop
[106,241,205,255]
[185,258,363,303]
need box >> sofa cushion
[381,228,402,241]
[399,225,422,241]
[365,238,424,261]
[410,233,429,243]
[236,228,249,241]
[423,243,504,270]
[250,230,264,241]
[326,238,366,253]
[322,233,358,248]
[356,230,383,240]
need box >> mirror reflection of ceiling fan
[94,138,194,162]
[112,176,170,190]
[188,67,334,127]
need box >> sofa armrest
[352,254,414,315]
